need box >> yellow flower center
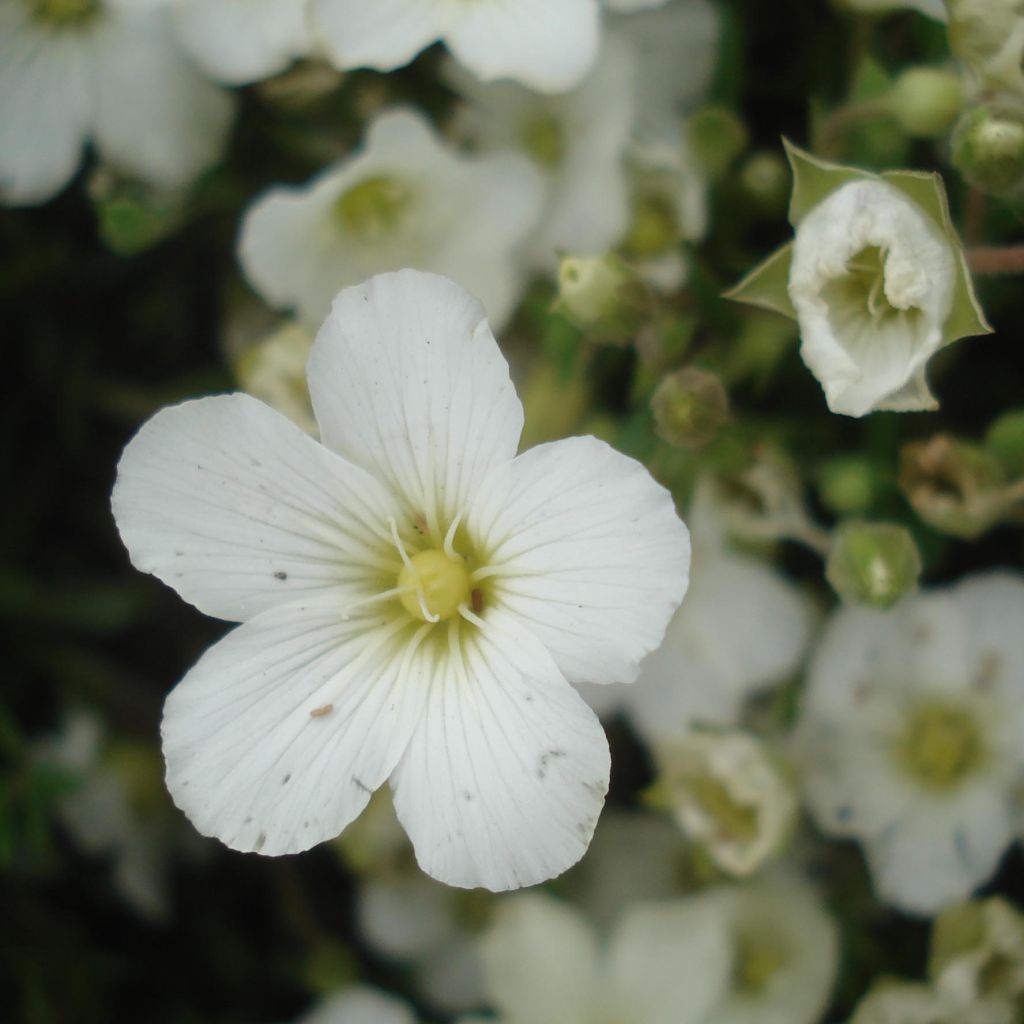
[398,549,472,623]
[520,111,565,170]
[685,772,759,843]
[334,176,411,241]
[734,932,787,994]
[896,700,985,790]
[27,0,99,27]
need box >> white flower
[652,728,798,877]
[111,269,690,891]
[0,0,233,206]
[238,108,544,333]
[294,986,416,1024]
[788,178,958,417]
[478,890,734,1024]
[169,0,311,85]
[309,0,602,93]
[849,981,1015,1024]
[794,572,1024,916]
[583,484,813,744]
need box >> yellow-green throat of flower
[895,699,986,790]
[27,0,100,28]
[334,176,411,241]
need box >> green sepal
[723,242,797,318]
[783,138,873,224]
[882,168,994,344]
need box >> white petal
[308,270,524,527]
[469,435,690,686]
[606,896,733,1024]
[162,601,431,857]
[112,393,403,622]
[603,0,671,9]
[954,572,1024,700]
[358,875,457,958]
[172,0,310,85]
[311,0,443,72]
[389,610,610,890]
[297,987,416,1024]
[444,0,601,93]
[867,785,1014,915]
[0,9,92,205]
[479,893,600,1024]
[91,8,233,188]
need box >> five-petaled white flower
[112,269,690,891]
[795,572,1024,916]
[0,0,233,206]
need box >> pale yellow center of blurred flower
[27,0,99,27]
[520,111,565,170]
[823,244,924,329]
[896,700,985,790]
[334,176,411,241]
[734,931,787,993]
[398,549,472,623]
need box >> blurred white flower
[583,483,813,744]
[789,178,957,417]
[293,986,416,1024]
[795,572,1024,915]
[238,108,544,332]
[0,0,233,206]
[112,270,690,891]
[478,891,734,1024]
[849,980,1015,1024]
[652,728,798,877]
[169,0,311,85]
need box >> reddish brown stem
[966,246,1024,275]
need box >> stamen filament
[458,604,487,630]
[443,511,463,560]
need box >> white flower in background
[849,980,1015,1024]
[112,270,690,891]
[293,986,416,1024]
[478,891,734,1024]
[238,108,544,333]
[697,877,839,1024]
[582,483,813,744]
[33,710,176,921]
[651,728,798,877]
[788,178,957,417]
[795,572,1024,916]
[0,0,233,206]
[169,0,312,85]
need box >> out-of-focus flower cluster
[7,0,1024,1023]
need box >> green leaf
[783,138,874,224]
[722,242,797,319]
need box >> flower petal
[162,602,430,857]
[308,270,524,528]
[112,393,403,622]
[311,0,443,72]
[479,893,601,1024]
[389,610,610,891]
[445,0,600,93]
[469,435,690,685]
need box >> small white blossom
[112,269,690,891]
[0,0,233,206]
[788,178,958,417]
[849,980,1015,1024]
[652,728,798,877]
[293,986,417,1024]
[238,108,544,332]
[795,572,1024,916]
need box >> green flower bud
[555,254,647,344]
[686,105,749,180]
[825,520,922,608]
[947,0,1024,94]
[888,67,963,138]
[952,102,1024,196]
[900,434,1015,539]
[737,151,790,216]
[651,367,729,448]
[986,408,1024,476]
[817,456,885,515]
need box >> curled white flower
[795,572,1024,915]
[238,108,544,332]
[112,270,690,891]
[0,0,233,206]
[788,178,957,417]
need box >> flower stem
[966,246,1024,275]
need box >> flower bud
[651,367,729,448]
[930,897,1024,1006]
[737,151,790,216]
[555,254,647,344]
[817,456,885,515]
[952,102,1024,196]
[686,105,749,180]
[947,0,1024,94]
[825,521,922,609]
[888,67,963,138]
[233,321,317,435]
[986,409,1024,476]
[900,435,1015,539]
[649,729,797,878]
[88,171,185,256]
